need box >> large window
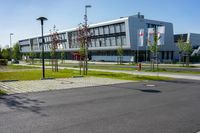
[96,38,100,47]
[110,37,116,46]
[105,38,110,46]
[99,38,105,47]
[122,36,126,45]
[120,23,126,32]
[104,26,109,34]
[90,29,95,36]
[116,36,122,46]
[94,28,99,36]
[99,27,104,35]
[115,24,121,33]
[91,39,96,47]
[109,25,115,34]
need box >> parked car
[11,59,19,64]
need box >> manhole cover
[145,84,156,87]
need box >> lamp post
[10,33,14,48]
[9,33,14,60]
[37,17,48,79]
[84,5,92,75]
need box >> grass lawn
[0,64,39,70]
[33,62,200,74]
[0,69,78,81]
[87,70,172,81]
[0,67,172,81]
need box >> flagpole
[146,45,148,63]
[137,45,139,63]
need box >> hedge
[0,59,8,65]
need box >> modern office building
[19,13,175,62]
[174,33,200,58]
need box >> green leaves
[117,45,124,56]
[12,43,21,60]
[177,39,192,54]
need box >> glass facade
[19,22,127,53]
[67,22,127,49]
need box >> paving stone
[0,77,134,94]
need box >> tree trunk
[186,54,190,67]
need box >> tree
[177,38,192,67]
[50,25,60,72]
[0,48,2,59]
[77,23,88,75]
[78,45,85,75]
[117,45,124,64]
[12,43,21,60]
[1,48,11,60]
[148,33,159,71]
[29,51,36,65]
[61,49,65,64]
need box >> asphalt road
[0,79,200,133]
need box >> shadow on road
[137,89,161,93]
[0,94,46,116]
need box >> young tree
[61,49,65,64]
[29,51,36,65]
[50,25,60,72]
[12,43,21,60]
[117,45,124,64]
[177,39,192,67]
[77,24,87,75]
[79,45,85,75]
[148,34,159,71]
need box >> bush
[0,59,8,65]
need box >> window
[104,26,109,34]
[94,28,99,36]
[99,38,105,47]
[99,27,104,35]
[96,38,100,47]
[105,38,110,46]
[121,36,126,45]
[120,23,126,32]
[115,24,121,33]
[90,29,95,36]
[109,25,115,34]
[116,36,122,46]
[91,39,96,47]
[110,37,116,46]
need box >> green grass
[87,70,172,81]
[0,68,171,81]
[0,69,79,81]
[0,89,7,95]
[0,64,39,70]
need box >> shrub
[0,59,8,65]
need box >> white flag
[137,29,144,47]
[157,26,165,45]
[147,28,155,45]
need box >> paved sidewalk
[0,77,133,94]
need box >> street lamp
[10,33,14,48]
[84,5,92,75]
[9,33,14,61]
[37,17,48,79]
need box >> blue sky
[0,0,200,47]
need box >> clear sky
[0,0,199,47]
